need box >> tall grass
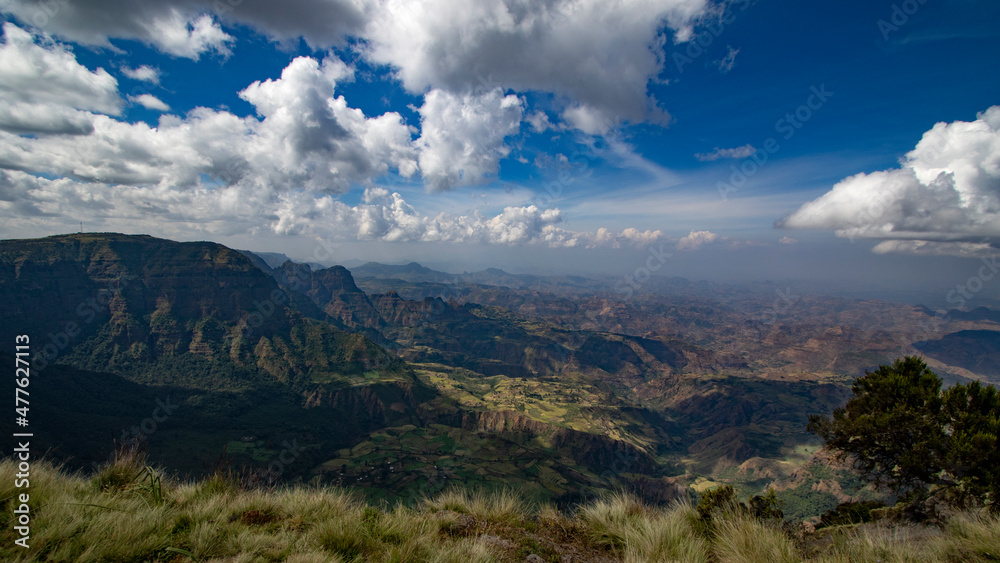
[577,492,709,562]
[711,512,798,563]
[2,458,999,562]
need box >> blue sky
[0,0,998,295]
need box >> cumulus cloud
[0,7,720,246]
[416,88,523,190]
[275,190,664,248]
[129,93,170,111]
[677,229,720,250]
[0,23,121,115]
[695,144,756,161]
[0,102,95,135]
[1,2,235,59]
[2,0,720,185]
[148,10,232,59]
[239,55,417,192]
[778,236,798,245]
[363,0,708,130]
[0,31,416,192]
[778,106,1000,256]
[590,227,664,249]
[3,0,711,129]
[122,64,161,84]
[0,169,663,249]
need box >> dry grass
[2,459,999,562]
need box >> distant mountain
[349,261,603,296]
[350,261,463,284]
[914,329,1000,382]
[237,249,326,271]
[947,307,1000,324]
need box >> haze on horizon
[0,0,998,303]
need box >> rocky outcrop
[275,261,387,331]
[0,234,409,392]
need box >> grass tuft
[3,458,1000,562]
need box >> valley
[2,233,997,519]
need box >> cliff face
[0,233,440,480]
[2,234,286,342]
[0,234,411,391]
[272,261,387,332]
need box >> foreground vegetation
[810,356,1000,508]
[1,455,998,562]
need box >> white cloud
[778,236,798,245]
[122,64,161,84]
[0,31,416,192]
[363,0,710,130]
[562,104,617,136]
[677,229,720,250]
[277,191,666,248]
[779,106,1000,256]
[416,88,523,190]
[527,111,552,134]
[1,1,235,60]
[0,102,95,135]
[129,94,170,112]
[2,0,716,136]
[239,55,417,192]
[1,0,365,53]
[0,169,666,249]
[589,227,665,249]
[695,144,756,161]
[146,10,232,59]
[871,240,996,257]
[0,23,121,115]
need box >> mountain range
[2,233,997,518]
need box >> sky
[0,0,998,298]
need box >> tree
[808,357,948,493]
[809,356,1000,508]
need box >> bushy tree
[809,356,1000,508]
